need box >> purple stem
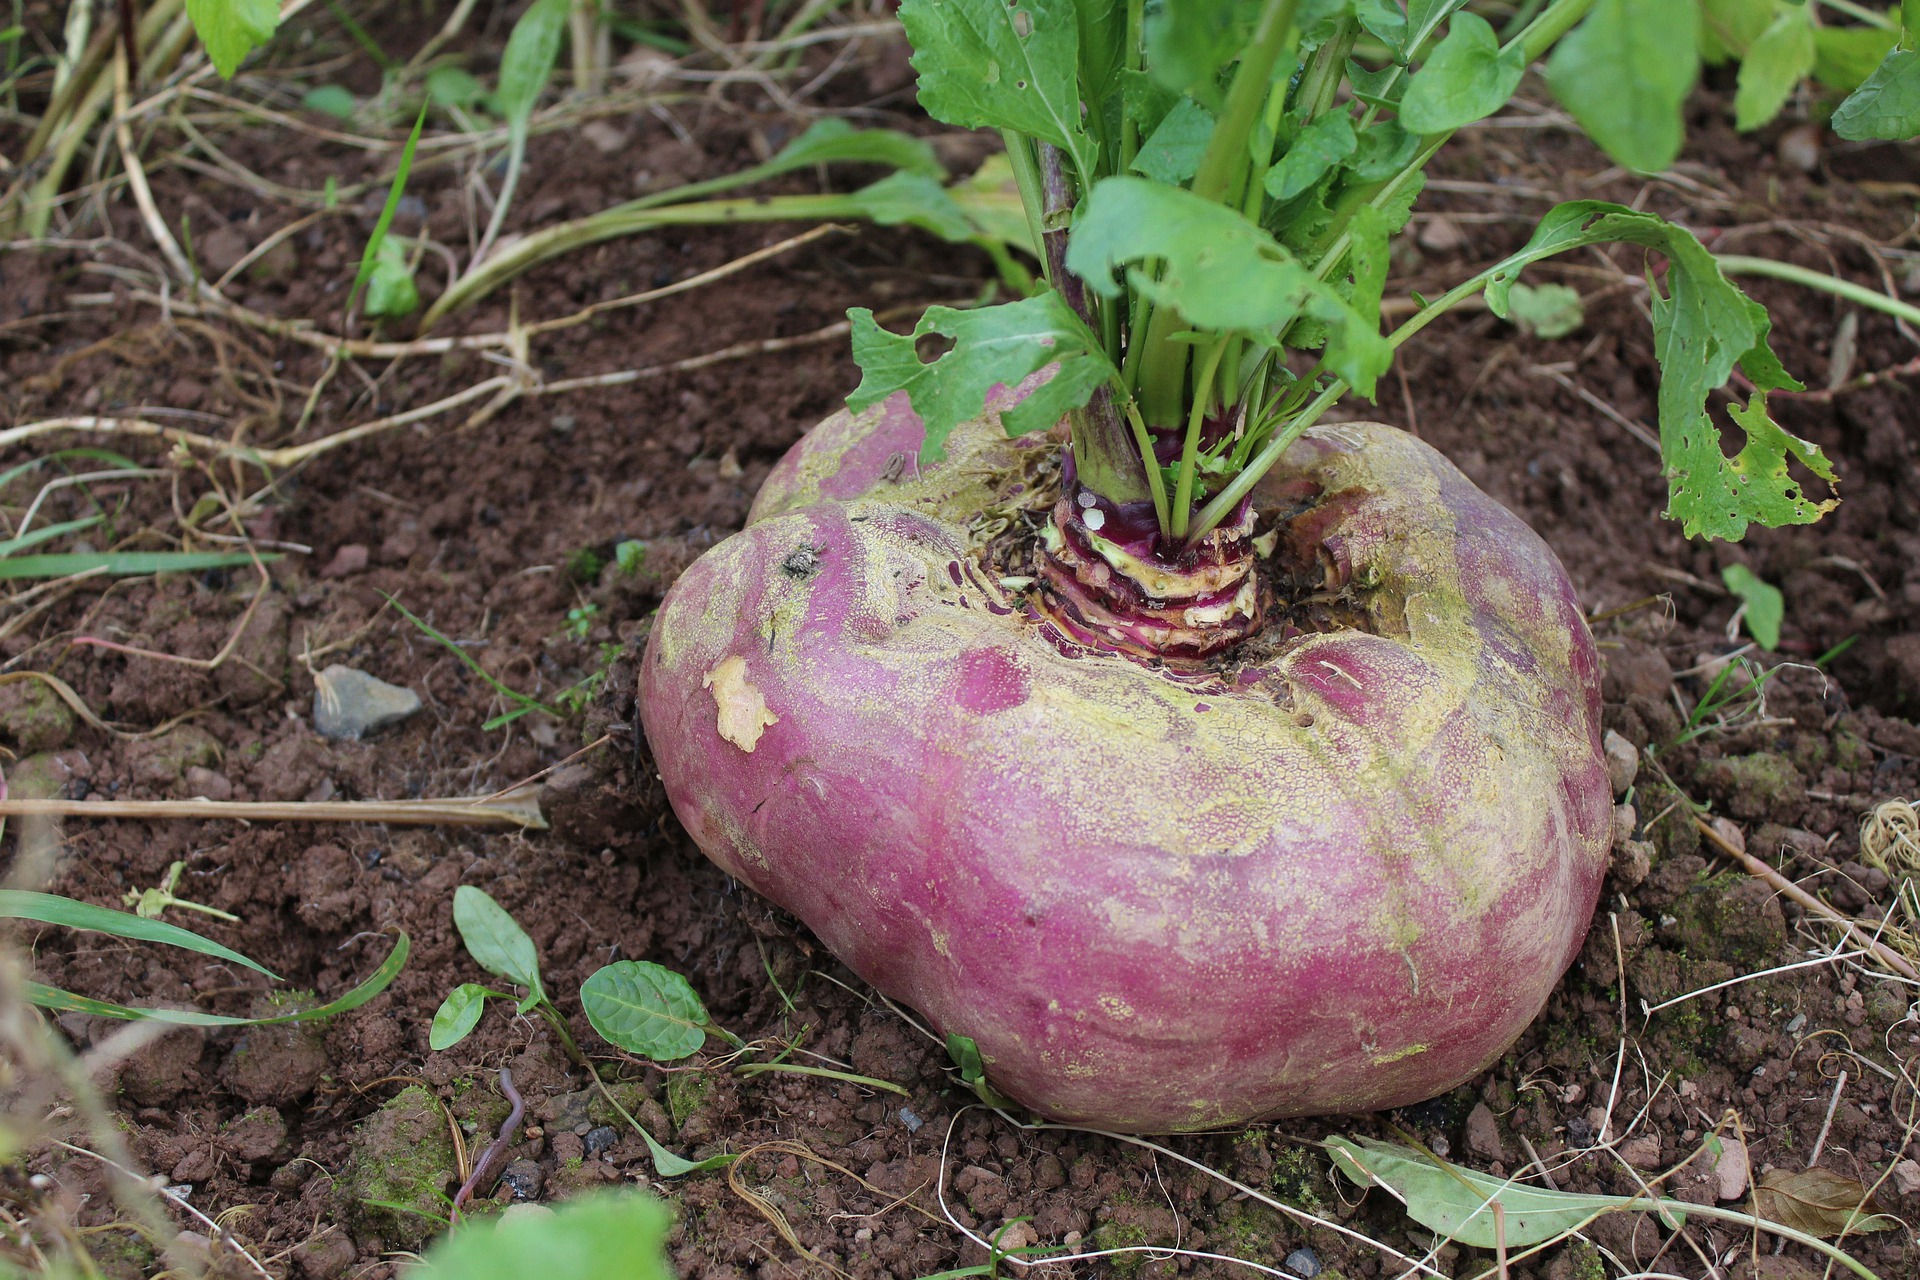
[452,1067,525,1212]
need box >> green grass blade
[0,448,145,492]
[0,550,275,579]
[384,593,556,718]
[0,514,105,558]
[24,932,410,1026]
[0,889,277,977]
[348,101,430,316]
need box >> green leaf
[27,933,409,1026]
[0,550,274,579]
[492,0,568,129]
[847,292,1118,461]
[364,239,419,317]
[1348,118,1420,181]
[580,961,713,1061]
[1400,11,1527,133]
[842,172,979,243]
[1352,0,1409,58]
[185,0,281,78]
[1264,111,1357,200]
[1721,563,1784,650]
[1832,48,1920,140]
[300,85,357,120]
[415,1191,674,1279]
[451,886,545,1007]
[0,890,275,978]
[1813,25,1897,91]
[1131,98,1215,184]
[898,0,1097,180]
[1734,5,1815,131]
[0,514,105,558]
[1699,0,1775,60]
[946,1033,989,1084]
[1485,202,1832,541]
[1142,0,1260,100]
[1066,176,1390,394]
[1328,1136,1688,1249]
[1547,0,1700,172]
[1505,282,1585,338]
[640,1128,737,1177]
[428,983,491,1051]
[761,117,946,181]
[426,66,487,108]
[350,102,428,315]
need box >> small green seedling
[432,885,739,1177]
[1722,562,1785,651]
[562,603,599,640]
[123,860,239,923]
[613,540,647,576]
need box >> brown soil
[2,15,1919,1280]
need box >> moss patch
[665,1071,713,1129]
[1696,752,1803,822]
[339,1084,458,1250]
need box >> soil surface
[3,11,1920,1280]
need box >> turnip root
[641,389,1611,1132]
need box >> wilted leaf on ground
[1750,1168,1899,1238]
[1721,563,1784,650]
[1506,282,1584,339]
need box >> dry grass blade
[0,792,547,829]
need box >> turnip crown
[848,0,1851,558]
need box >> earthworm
[452,1067,525,1210]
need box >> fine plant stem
[1124,400,1172,533]
[1171,338,1227,539]
[1119,0,1143,173]
[1815,0,1900,29]
[1716,255,1920,329]
[999,130,1053,289]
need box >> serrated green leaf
[415,1191,674,1279]
[364,239,419,317]
[580,961,712,1061]
[0,890,275,978]
[1400,11,1527,133]
[186,0,280,79]
[27,933,409,1026]
[847,292,1117,461]
[1131,97,1215,184]
[1264,111,1357,200]
[300,84,357,120]
[898,0,1097,180]
[1506,282,1585,338]
[1067,176,1389,394]
[1833,48,1920,140]
[1485,202,1831,540]
[1328,1136,1688,1248]
[429,983,491,1051]
[1722,563,1784,650]
[451,886,545,1005]
[1547,0,1700,172]
[1734,4,1815,131]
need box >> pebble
[1778,124,1822,173]
[898,1106,924,1133]
[498,1159,544,1201]
[1611,802,1638,848]
[1892,1158,1920,1197]
[1465,1102,1506,1162]
[312,665,422,740]
[584,1125,619,1155]
[1713,1137,1750,1201]
[1284,1247,1324,1278]
[184,766,233,801]
[1416,216,1465,253]
[1603,730,1638,796]
[319,544,369,578]
[1620,1135,1663,1170]
[1610,840,1652,889]
[1785,1013,1806,1034]
[1709,816,1746,855]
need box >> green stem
[1187,374,1345,542]
[1715,254,1920,328]
[1814,0,1899,30]
[1120,0,1144,172]
[1171,338,1228,540]
[1124,399,1172,534]
[999,129,1053,288]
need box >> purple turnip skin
[642,390,1611,1132]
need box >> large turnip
[642,386,1611,1131]
[639,0,1837,1130]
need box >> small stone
[1714,1137,1750,1200]
[0,679,76,754]
[1416,216,1465,253]
[1785,1013,1806,1034]
[1710,816,1747,855]
[319,544,369,578]
[1604,730,1638,796]
[1612,803,1638,848]
[293,1229,355,1279]
[1891,1158,1920,1197]
[184,766,232,801]
[1285,1246,1324,1278]
[996,1221,1038,1252]
[498,1159,544,1201]
[312,665,421,740]
[1620,1135,1663,1169]
[579,120,629,153]
[583,1125,618,1155]
[1465,1102,1506,1162]
[898,1106,923,1133]
[1778,124,1822,173]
